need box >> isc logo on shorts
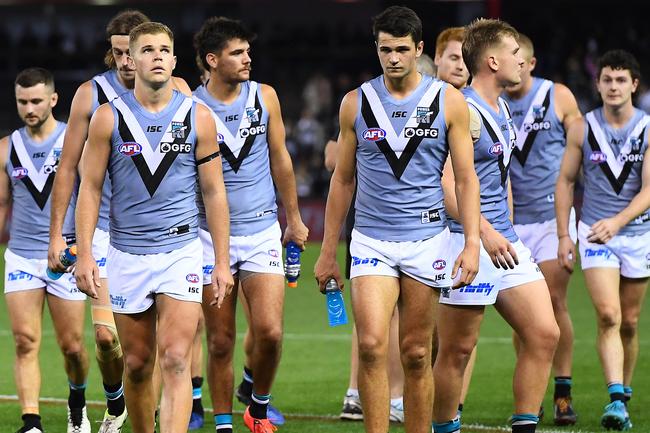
[186,273,200,284]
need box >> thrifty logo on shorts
[351,256,379,267]
[203,265,214,275]
[458,282,494,296]
[584,248,612,260]
[96,258,106,268]
[421,209,441,224]
[8,270,33,281]
[110,295,127,309]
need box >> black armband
[197,150,221,166]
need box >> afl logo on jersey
[217,133,225,145]
[119,142,142,156]
[186,273,200,284]
[11,167,28,179]
[589,151,607,163]
[489,143,504,156]
[363,128,386,141]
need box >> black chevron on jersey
[512,90,551,166]
[361,91,440,180]
[587,125,645,195]
[219,92,263,173]
[9,147,55,210]
[476,110,509,186]
[96,84,109,106]
[116,108,193,197]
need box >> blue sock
[215,413,232,433]
[624,386,633,402]
[608,382,625,403]
[432,417,460,433]
[511,413,538,433]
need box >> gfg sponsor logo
[523,121,551,132]
[239,124,266,138]
[618,153,644,163]
[589,151,607,163]
[404,127,439,138]
[362,128,386,141]
[119,142,142,156]
[432,259,446,270]
[160,142,192,153]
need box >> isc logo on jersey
[11,167,28,179]
[160,142,192,153]
[119,142,142,156]
[240,124,266,138]
[589,151,607,163]
[363,128,386,141]
[489,143,504,156]
[404,127,439,139]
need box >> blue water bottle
[46,245,78,280]
[324,278,348,327]
[285,241,301,288]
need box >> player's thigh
[241,273,285,333]
[202,278,239,336]
[46,293,86,347]
[495,278,557,340]
[351,275,400,349]
[583,267,623,319]
[538,259,572,302]
[156,294,202,354]
[398,274,438,342]
[114,309,157,364]
[5,289,45,346]
[619,276,648,324]
[435,303,485,352]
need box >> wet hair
[193,17,257,71]
[598,49,641,82]
[15,67,55,90]
[104,9,150,68]
[462,18,518,75]
[435,27,465,58]
[372,6,422,44]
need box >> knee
[206,328,236,359]
[597,308,621,330]
[95,325,119,352]
[620,317,639,339]
[400,339,430,372]
[439,337,476,367]
[13,331,39,358]
[254,324,283,351]
[60,335,86,362]
[159,347,190,374]
[357,334,386,367]
[522,322,560,355]
[124,352,154,382]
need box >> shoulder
[0,135,9,150]
[90,103,115,133]
[566,116,586,143]
[194,103,216,126]
[71,80,95,107]
[171,76,192,96]
[259,83,280,107]
[553,82,577,105]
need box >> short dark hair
[598,50,641,82]
[15,67,55,90]
[194,17,257,71]
[104,9,150,68]
[372,6,422,45]
[462,18,518,75]
[129,22,174,53]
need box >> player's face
[597,67,639,109]
[506,47,534,93]
[494,35,524,87]
[435,40,469,89]
[111,35,135,82]
[214,38,251,83]
[129,33,176,88]
[376,31,423,80]
[15,83,57,129]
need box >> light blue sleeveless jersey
[107,90,200,254]
[6,122,75,259]
[448,87,518,242]
[504,78,566,224]
[90,69,127,231]
[581,107,650,235]
[193,81,277,236]
[353,74,449,241]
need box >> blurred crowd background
[1,0,649,203]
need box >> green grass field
[0,243,648,433]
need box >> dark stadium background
[0,0,648,238]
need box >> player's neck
[383,71,422,100]
[506,75,533,100]
[471,75,504,112]
[207,76,242,104]
[133,78,174,113]
[117,73,135,90]
[603,101,635,129]
[25,116,57,142]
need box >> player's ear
[172,55,177,71]
[632,77,639,94]
[50,91,58,108]
[529,56,537,72]
[206,52,218,70]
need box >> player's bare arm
[262,84,309,249]
[172,76,193,96]
[555,117,584,272]
[589,130,650,244]
[0,137,11,235]
[314,90,358,291]
[195,103,234,308]
[554,82,582,131]
[48,80,93,271]
[74,103,112,299]
[445,86,480,286]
